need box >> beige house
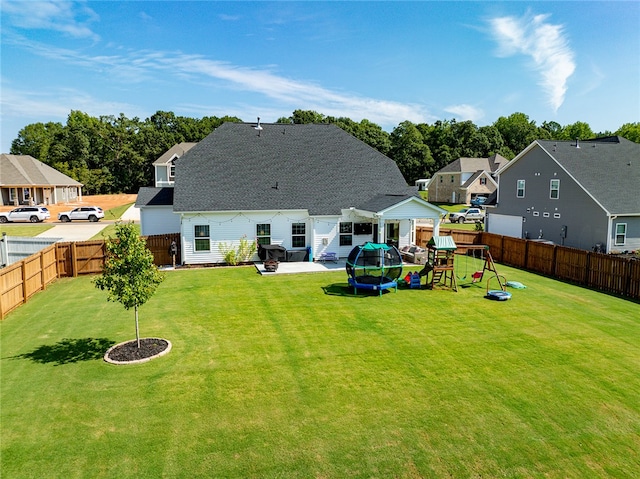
[427,154,507,204]
[0,154,83,206]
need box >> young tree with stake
[95,222,164,348]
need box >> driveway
[36,205,140,242]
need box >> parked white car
[448,207,484,223]
[58,206,104,222]
[0,206,50,223]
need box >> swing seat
[471,271,483,282]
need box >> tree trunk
[135,304,140,348]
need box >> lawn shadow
[10,338,116,366]
[323,282,355,297]
[323,283,396,298]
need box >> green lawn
[1,265,639,478]
[0,224,53,236]
[92,221,140,240]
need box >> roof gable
[152,142,197,166]
[437,154,506,175]
[0,154,82,187]
[173,123,415,215]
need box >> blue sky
[1,1,638,153]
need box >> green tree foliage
[560,121,594,141]
[389,121,434,184]
[493,112,550,158]
[10,121,64,160]
[10,111,240,194]
[94,222,165,348]
[616,122,640,143]
[9,108,638,193]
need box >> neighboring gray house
[488,136,640,253]
[0,154,82,206]
[138,122,447,264]
[427,154,507,204]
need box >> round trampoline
[346,242,403,296]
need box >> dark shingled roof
[535,137,640,215]
[136,187,174,207]
[173,122,416,215]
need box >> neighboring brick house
[488,136,640,253]
[428,154,507,204]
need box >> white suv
[58,206,105,222]
[0,206,50,223]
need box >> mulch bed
[105,338,170,364]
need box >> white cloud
[443,104,484,123]
[1,84,135,120]
[1,0,100,41]
[488,12,575,112]
[11,36,431,130]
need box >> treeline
[10,109,640,193]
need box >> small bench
[318,252,338,263]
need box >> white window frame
[615,223,627,246]
[516,180,525,198]
[339,222,353,246]
[291,223,306,248]
[550,179,560,199]
[194,225,210,252]
[256,223,271,245]
[9,188,17,202]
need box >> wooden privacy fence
[1,233,181,319]
[416,226,640,300]
[0,245,58,318]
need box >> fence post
[71,242,78,277]
[21,260,28,307]
[0,233,8,267]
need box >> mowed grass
[0,224,53,236]
[1,264,639,478]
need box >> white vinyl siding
[139,207,180,236]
